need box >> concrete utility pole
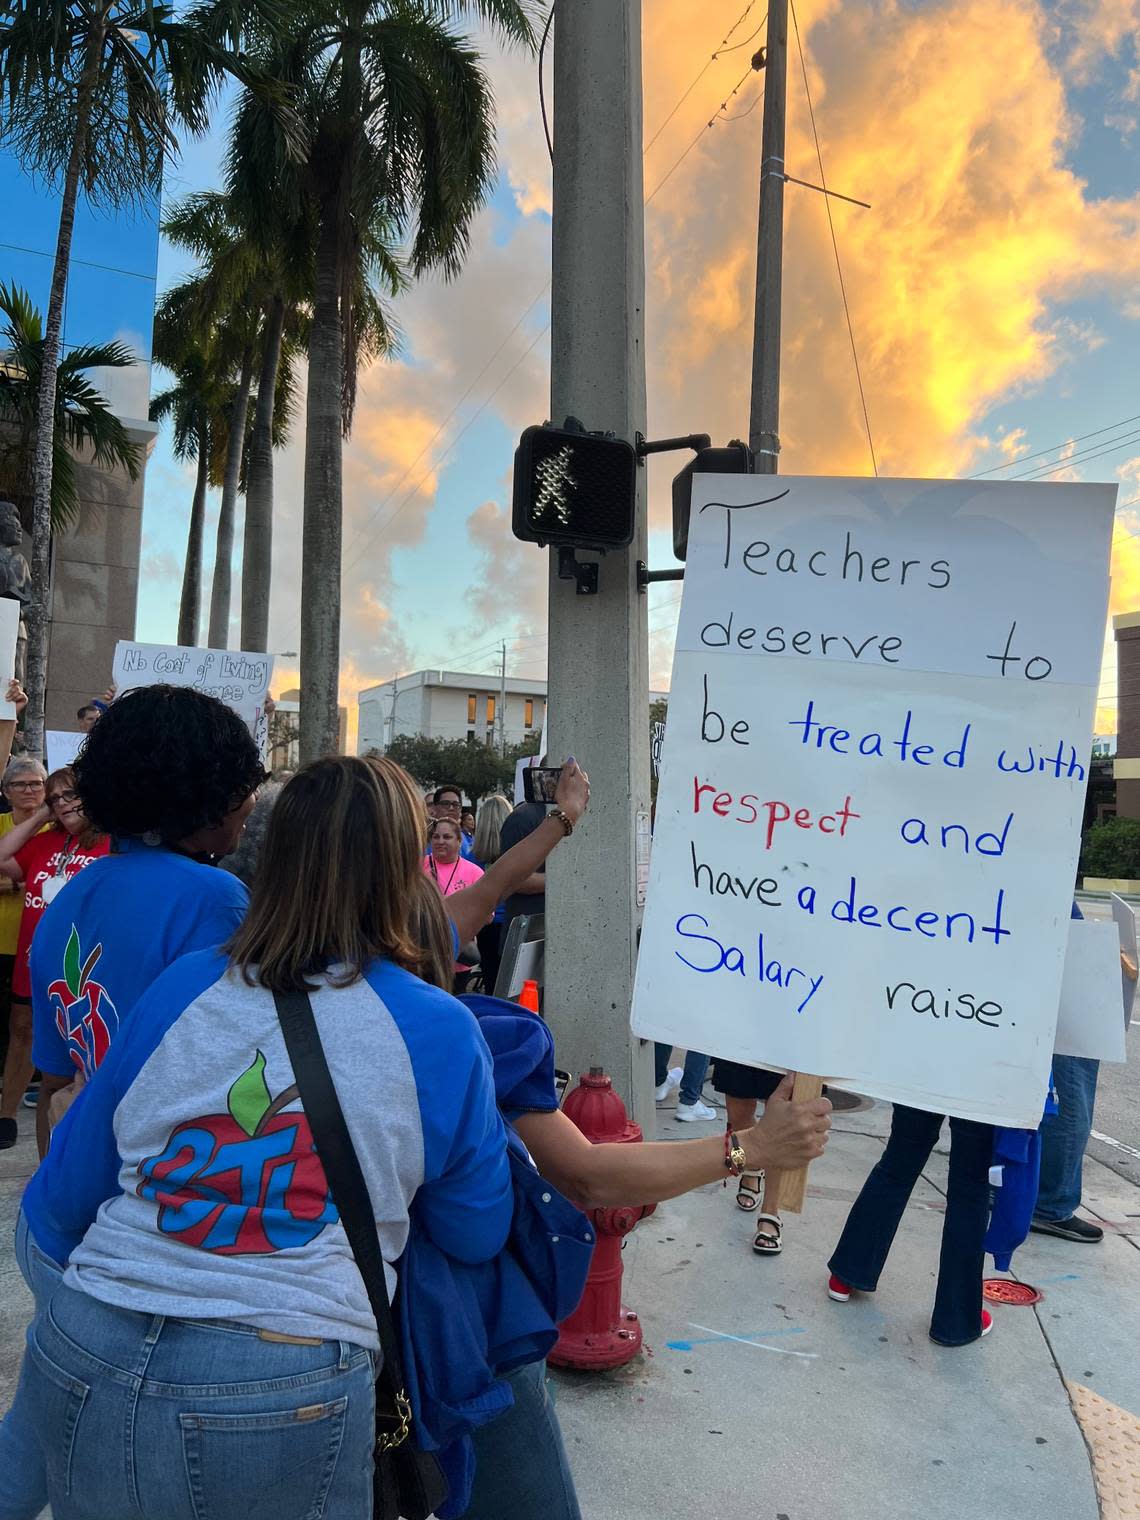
[545,0,654,1125]
[748,0,789,472]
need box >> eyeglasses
[5,780,44,792]
[48,790,79,807]
[437,800,461,812]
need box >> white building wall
[357,671,547,755]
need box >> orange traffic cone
[518,979,540,1013]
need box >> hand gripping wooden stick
[778,1072,826,1215]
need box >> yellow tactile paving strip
[1068,1381,1140,1517]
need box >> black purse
[273,988,450,1520]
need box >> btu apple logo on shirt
[46,926,119,1079]
[136,1051,336,1255]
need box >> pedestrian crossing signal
[512,422,637,551]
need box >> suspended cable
[646,64,761,204]
[968,413,1140,478]
[538,3,555,164]
[644,2,762,153]
[1009,428,1140,481]
[790,0,877,477]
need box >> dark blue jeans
[1034,1055,1099,1222]
[654,1043,711,1106]
[461,1362,581,1520]
[829,1105,994,1346]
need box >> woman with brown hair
[5,754,513,1520]
[0,765,109,1150]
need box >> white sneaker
[675,1098,717,1122]
[654,1066,683,1103]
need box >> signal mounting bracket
[558,545,599,596]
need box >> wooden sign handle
[778,1072,826,1215]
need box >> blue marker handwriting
[674,914,825,1011]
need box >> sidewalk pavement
[3,1093,1138,1520]
[552,1091,1138,1520]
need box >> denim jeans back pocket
[179,1397,349,1520]
[26,1335,91,1498]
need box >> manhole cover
[983,1279,1042,1306]
[827,1089,872,1113]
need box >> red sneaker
[981,1309,994,1337]
[827,1274,852,1302]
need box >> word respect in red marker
[692,779,861,850]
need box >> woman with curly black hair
[26,685,265,1156]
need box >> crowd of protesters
[0,675,1115,1517]
[0,682,831,1520]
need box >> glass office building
[0,148,160,726]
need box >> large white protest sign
[0,601,19,718]
[1055,920,1126,1063]
[632,476,1114,1128]
[112,642,274,737]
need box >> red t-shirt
[13,829,110,1000]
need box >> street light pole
[544,0,653,1124]
[748,0,789,472]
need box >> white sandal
[736,1169,764,1212]
[752,1212,783,1255]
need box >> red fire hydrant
[548,1067,655,1370]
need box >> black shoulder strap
[273,986,406,1402]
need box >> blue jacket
[397,996,594,1519]
[983,901,1078,1269]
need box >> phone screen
[523,766,562,805]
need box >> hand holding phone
[523,766,562,805]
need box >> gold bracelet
[549,808,574,838]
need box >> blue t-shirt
[22,951,512,1347]
[30,838,249,1080]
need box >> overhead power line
[969,412,1140,478]
[790,0,877,478]
[643,3,764,154]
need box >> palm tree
[0,0,299,751]
[0,282,140,528]
[162,190,310,652]
[149,313,227,646]
[228,0,540,761]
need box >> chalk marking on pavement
[666,1327,807,1351]
[1091,1128,1140,1164]
[1035,1273,1081,1285]
[683,1321,819,1360]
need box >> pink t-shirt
[423,854,484,971]
[423,854,484,899]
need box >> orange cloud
[643,0,1140,499]
[264,0,1140,721]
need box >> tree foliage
[384,731,540,801]
[1080,816,1140,881]
[0,281,140,528]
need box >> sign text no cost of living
[631,476,1115,1127]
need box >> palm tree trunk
[178,420,209,646]
[241,296,285,653]
[299,206,345,762]
[23,16,105,759]
[207,345,253,649]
